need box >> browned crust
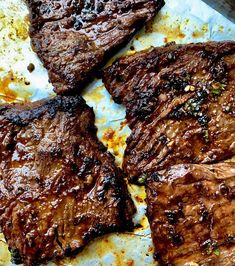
[146,163,235,266]
[103,41,235,181]
[26,0,164,94]
[0,96,135,265]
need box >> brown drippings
[135,195,144,203]
[127,260,134,266]
[120,120,127,131]
[103,128,115,142]
[27,63,35,73]
[102,128,126,158]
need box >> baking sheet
[0,0,234,265]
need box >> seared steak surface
[0,96,135,265]
[146,163,235,266]
[103,42,235,180]
[26,0,164,94]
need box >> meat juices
[0,96,135,265]
[26,0,164,94]
[103,41,235,181]
[146,163,235,266]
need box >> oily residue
[103,128,115,142]
[135,195,144,203]
[144,13,211,45]
[0,234,11,265]
[10,15,29,41]
[218,25,225,33]
[127,260,134,266]
[147,14,186,43]
[96,116,108,125]
[0,71,32,102]
[120,120,127,131]
[83,85,104,103]
[160,24,185,43]
[139,216,150,231]
[102,128,126,159]
[192,24,209,39]
[0,72,17,101]
[61,233,153,266]
[58,235,120,265]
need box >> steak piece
[0,96,135,265]
[146,163,235,266]
[103,41,235,181]
[26,0,164,95]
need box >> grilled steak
[146,163,235,266]
[26,0,164,95]
[103,41,235,181]
[0,96,135,265]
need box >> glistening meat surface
[0,96,135,265]
[146,163,235,266]
[103,41,235,181]
[26,0,164,94]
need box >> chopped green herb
[185,74,191,81]
[210,82,226,97]
[204,130,209,142]
[202,239,218,255]
[225,106,231,112]
[137,174,147,185]
[211,82,226,90]
[211,89,222,96]
[220,84,226,89]
[213,249,220,256]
